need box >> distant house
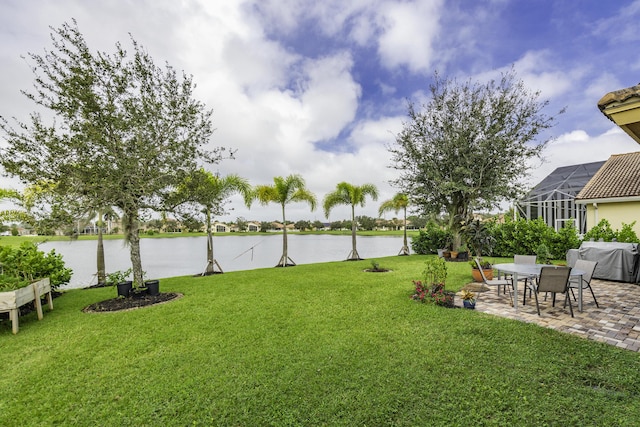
[575,152,640,237]
[270,222,295,232]
[247,222,261,232]
[214,222,230,233]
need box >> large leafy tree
[389,69,560,248]
[323,182,379,260]
[254,174,317,267]
[171,169,252,274]
[0,21,225,287]
[378,193,410,256]
[0,182,74,235]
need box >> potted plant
[456,244,469,261]
[470,259,493,281]
[107,269,133,298]
[460,289,476,309]
[144,279,160,296]
[462,219,496,259]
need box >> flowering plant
[411,281,455,307]
[411,280,429,302]
[429,285,455,307]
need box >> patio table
[493,263,585,313]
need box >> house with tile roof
[598,83,640,144]
[575,151,640,236]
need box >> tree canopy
[389,69,561,247]
[0,21,225,286]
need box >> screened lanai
[517,161,605,234]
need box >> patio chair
[514,254,537,303]
[528,266,573,317]
[568,260,599,308]
[475,258,513,304]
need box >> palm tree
[173,169,253,274]
[379,193,411,256]
[93,206,119,284]
[323,182,379,260]
[254,174,317,267]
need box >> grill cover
[567,242,640,283]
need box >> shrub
[422,256,447,285]
[617,222,639,243]
[462,219,495,257]
[549,220,581,259]
[410,221,452,254]
[0,274,31,292]
[0,242,72,291]
[583,219,617,242]
[536,243,551,264]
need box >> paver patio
[463,279,640,352]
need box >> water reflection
[40,234,405,289]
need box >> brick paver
[460,279,640,352]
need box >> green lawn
[2,255,639,426]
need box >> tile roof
[576,152,640,200]
[597,83,640,113]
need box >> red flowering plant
[411,280,429,302]
[411,257,455,307]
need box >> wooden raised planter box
[0,278,53,334]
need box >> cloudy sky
[2,0,640,223]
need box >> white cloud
[299,53,361,141]
[376,0,444,73]
[3,0,640,228]
[474,50,576,99]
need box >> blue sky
[1,0,640,222]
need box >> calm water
[40,234,406,289]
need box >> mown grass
[2,255,640,426]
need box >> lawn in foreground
[1,255,640,426]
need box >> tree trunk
[399,206,410,256]
[203,208,222,274]
[276,203,295,267]
[347,204,360,260]
[96,218,106,284]
[124,209,144,287]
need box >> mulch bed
[83,292,183,313]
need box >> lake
[40,234,407,289]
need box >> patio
[465,279,640,352]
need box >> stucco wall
[584,201,640,236]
